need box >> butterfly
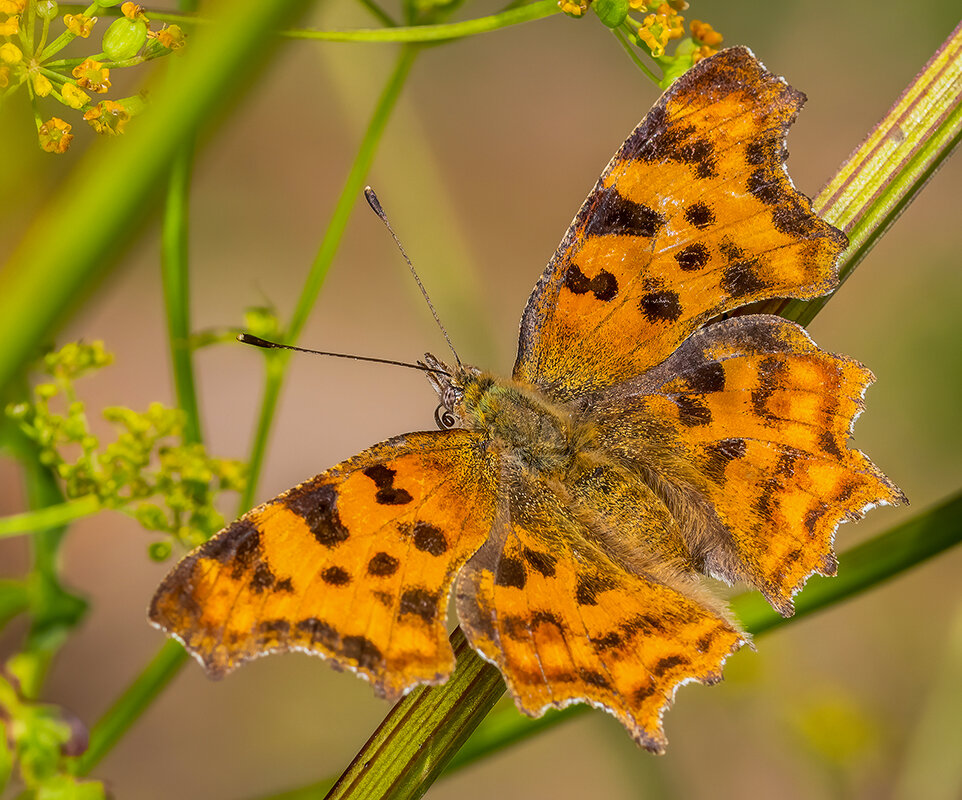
[150,47,904,752]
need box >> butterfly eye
[434,404,457,430]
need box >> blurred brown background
[2,2,962,798]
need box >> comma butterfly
[150,47,904,752]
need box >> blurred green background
[1,2,961,798]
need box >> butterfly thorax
[425,354,592,479]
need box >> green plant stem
[239,45,419,513]
[324,629,507,800]
[612,25,658,85]
[356,0,397,28]
[0,496,101,539]
[71,641,189,776]
[162,138,203,446]
[0,0,311,400]
[285,0,559,42]
[756,19,962,325]
[55,2,559,43]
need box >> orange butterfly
[151,47,903,752]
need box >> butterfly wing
[150,430,497,700]
[593,315,905,614]
[456,470,746,753]
[513,47,846,401]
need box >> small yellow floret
[39,117,72,153]
[72,58,110,92]
[121,2,147,21]
[558,0,588,16]
[84,100,130,135]
[63,13,96,37]
[0,0,25,12]
[32,71,52,97]
[0,15,19,36]
[62,82,90,109]
[0,41,21,63]
[153,23,185,50]
[690,19,722,47]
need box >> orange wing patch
[456,486,745,753]
[514,46,846,400]
[150,430,496,700]
[596,315,904,614]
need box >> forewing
[513,47,846,400]
[596,315,905,614]
[455,474,746,753]
[150,430,496,700]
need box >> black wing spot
[563,264,619,302]
[675,395,712,427]
[413,522,448,556]
[685,202,715,230]
[321,566,351,586]
[586,186,666,238]
[363,464,413,505]
[675,242,710,272]
[285,483,350,548]
[639,290,682,323]
[495,557,527,589]
[399,587,438,624]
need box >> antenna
[237,334,449,376]
[363,186,463,371]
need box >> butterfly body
[151,47,903,752]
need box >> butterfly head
[422,352,488,430]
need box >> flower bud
[36,0,58,20]
[102,16,147,60]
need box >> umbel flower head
[1,0,187,152]
[557,0,722,82]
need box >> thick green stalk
[324,629,506,800]
[162,139,203,446]
[757,19,962,325]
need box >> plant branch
[0,496,101,539]
[756,19,962,325]
[239,45,419,513]
[162,138,203,446]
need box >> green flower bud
[148,541,172,561]
[593,0,629,28]
[36,0,59,21]
[102,17,147,61]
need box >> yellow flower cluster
[1,1,186,153]
[690,18,722,62]
[634,2,684,58]
[555,0,723,79]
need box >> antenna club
[364,186,386,220]
[237,333,276,349]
